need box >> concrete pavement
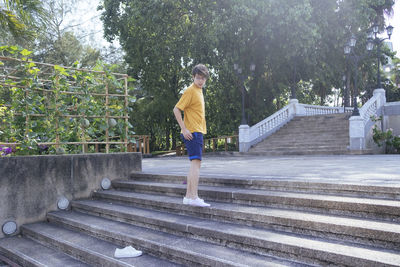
[142,154,400,187]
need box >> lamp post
[366,23,394,89]
[344,34,365,116]
[342,74,349,107]
[290,63,298,99]
[234,63,256,125]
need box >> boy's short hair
[192,64,209,78]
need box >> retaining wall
[0,153,141,238]
[384,101,400,136]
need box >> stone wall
[0,153,141,238]
[384,101,400,136]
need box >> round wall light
[101,178,111,190]
[57,196,69,210]
[2,221,17,235]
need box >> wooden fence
[128,135,150,154]
[176,135,238,156]
[0,56,132,154]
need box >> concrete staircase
[2,172,400,266]
[250,113,354,155]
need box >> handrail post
[349,116,365,150]
[239,124,250,152]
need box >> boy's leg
[181,132,210,207]
[185,159,201,199]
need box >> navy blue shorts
[181,132,203,161]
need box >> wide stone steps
[47,211,294,267]
[128,173,400,199]
[250,113,351,155]
[49,205,400,266]
[112,180,400,222]
[91,191,400,250]
[2,171,400,266]
[0,235,90,267]
[20,222,179,267]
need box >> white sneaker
[183,197,210,207]
[114,246,142,258]
[183,197,191,205]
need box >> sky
[69,1,400,53]
[65,0,118,49]
[385,1,400,53]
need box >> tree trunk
[172,130,177,150]
[165,126,170,151]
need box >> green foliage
[0,45,134,156]
[0,0,47,41]
[384,57,400,102]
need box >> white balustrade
[349,88,386,150]
[359,97,378,124]
[302,105,343,116]
[249,106,291,147]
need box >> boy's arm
[173,106,193,140]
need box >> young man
[173,64,210,207]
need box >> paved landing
[143,154,400,187]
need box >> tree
[99,0,395,150]
[0,0,46,43]
[29,0,101,67]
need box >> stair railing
[249,102,293,146]
[302,104,354,116]
[239,100,296,152]
[349,88,386,150]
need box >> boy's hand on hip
[182,129,193,140]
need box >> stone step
[112,180,400,221]
[278,118,347,125]
[292,114,350,120]
[90,191,400,250]
[47,211,297,267]
[246,150,353,156]
[264,136,349,143]
[246,150,371,156]
[252,147,350,153]
[285,119,348,123]
[20,222,180,267]
[265,131,349,137]
[260,137,349,143]
[279,119,348,125]
[250,148,350,154]
[252,145,349,151]
[0,236,90,267]
[64,201,400,266]
[276,129,348,134]
[256,143,349,149]
[279,121,348,126]
[260,139,349,145]
[129,173,400,200]
[266,131,348,138]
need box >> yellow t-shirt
[175,83,207,134]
